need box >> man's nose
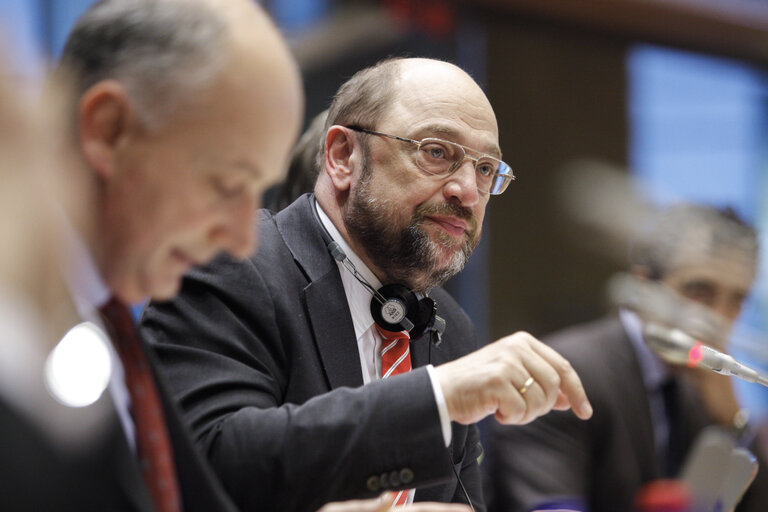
[443,158,480,207]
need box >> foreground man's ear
[78,79,133,181]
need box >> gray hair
[629,203,759,280]
[57,0,228,130]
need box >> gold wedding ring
[518,376,535,395]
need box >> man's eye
[476,162,495,177]
[427,146,446,159]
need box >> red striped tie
[375,325,413,506]
[377,325,412,378]
[100,297,182,512]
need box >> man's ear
[78,80,132,180]
[323,125,362,192]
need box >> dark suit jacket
[0,327,238,512]
[489,314,768,512]
[140,194,485,512]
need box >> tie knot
[375,324,410,342]
[99,296,132,327]
[98,296,140,357]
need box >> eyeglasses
[347,126,515,195]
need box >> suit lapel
[275,195,364,389]
[304,274,364,388]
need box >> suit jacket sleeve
[141,255,457,512]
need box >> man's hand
[435,331,593,425]
[317,493,472,512]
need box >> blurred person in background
[140,56,592,512]
[489,203,768,512]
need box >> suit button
[379,472,390,489]
[400,468,414,484]
[389,470,401,487]
[366,476,380,492]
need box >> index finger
[529,341,593,419]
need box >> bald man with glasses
[140,57,592,512]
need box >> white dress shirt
[315,202,452,448]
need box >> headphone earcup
[370,284,419,332]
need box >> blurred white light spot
[44,322,112,408]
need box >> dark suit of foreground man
[141,57,594,512]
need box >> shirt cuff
[425,364,452,447]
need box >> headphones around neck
[319,210,445,345]
[328,241,446,344]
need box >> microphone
[609,273,730,348]
[643,323,768,387]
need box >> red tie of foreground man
[376,325,413,506]
[100,297,182,512]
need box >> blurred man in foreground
[490,203,768,512]
[141,56,593,512]
[11,0,301,510]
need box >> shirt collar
[620,308,671,391]
[315,201,381,339]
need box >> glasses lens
[415,138,514,195]
[416,139,462,176]
[475,157,498,193]
[488,161,514,195]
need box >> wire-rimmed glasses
[347,126,515,195]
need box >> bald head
[324,57,496,138]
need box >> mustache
[414,202,478,234]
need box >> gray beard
[343,170,479,293]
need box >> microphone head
[609,272,730,348]
[642,323,697,366]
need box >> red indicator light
[688,342,703,368]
